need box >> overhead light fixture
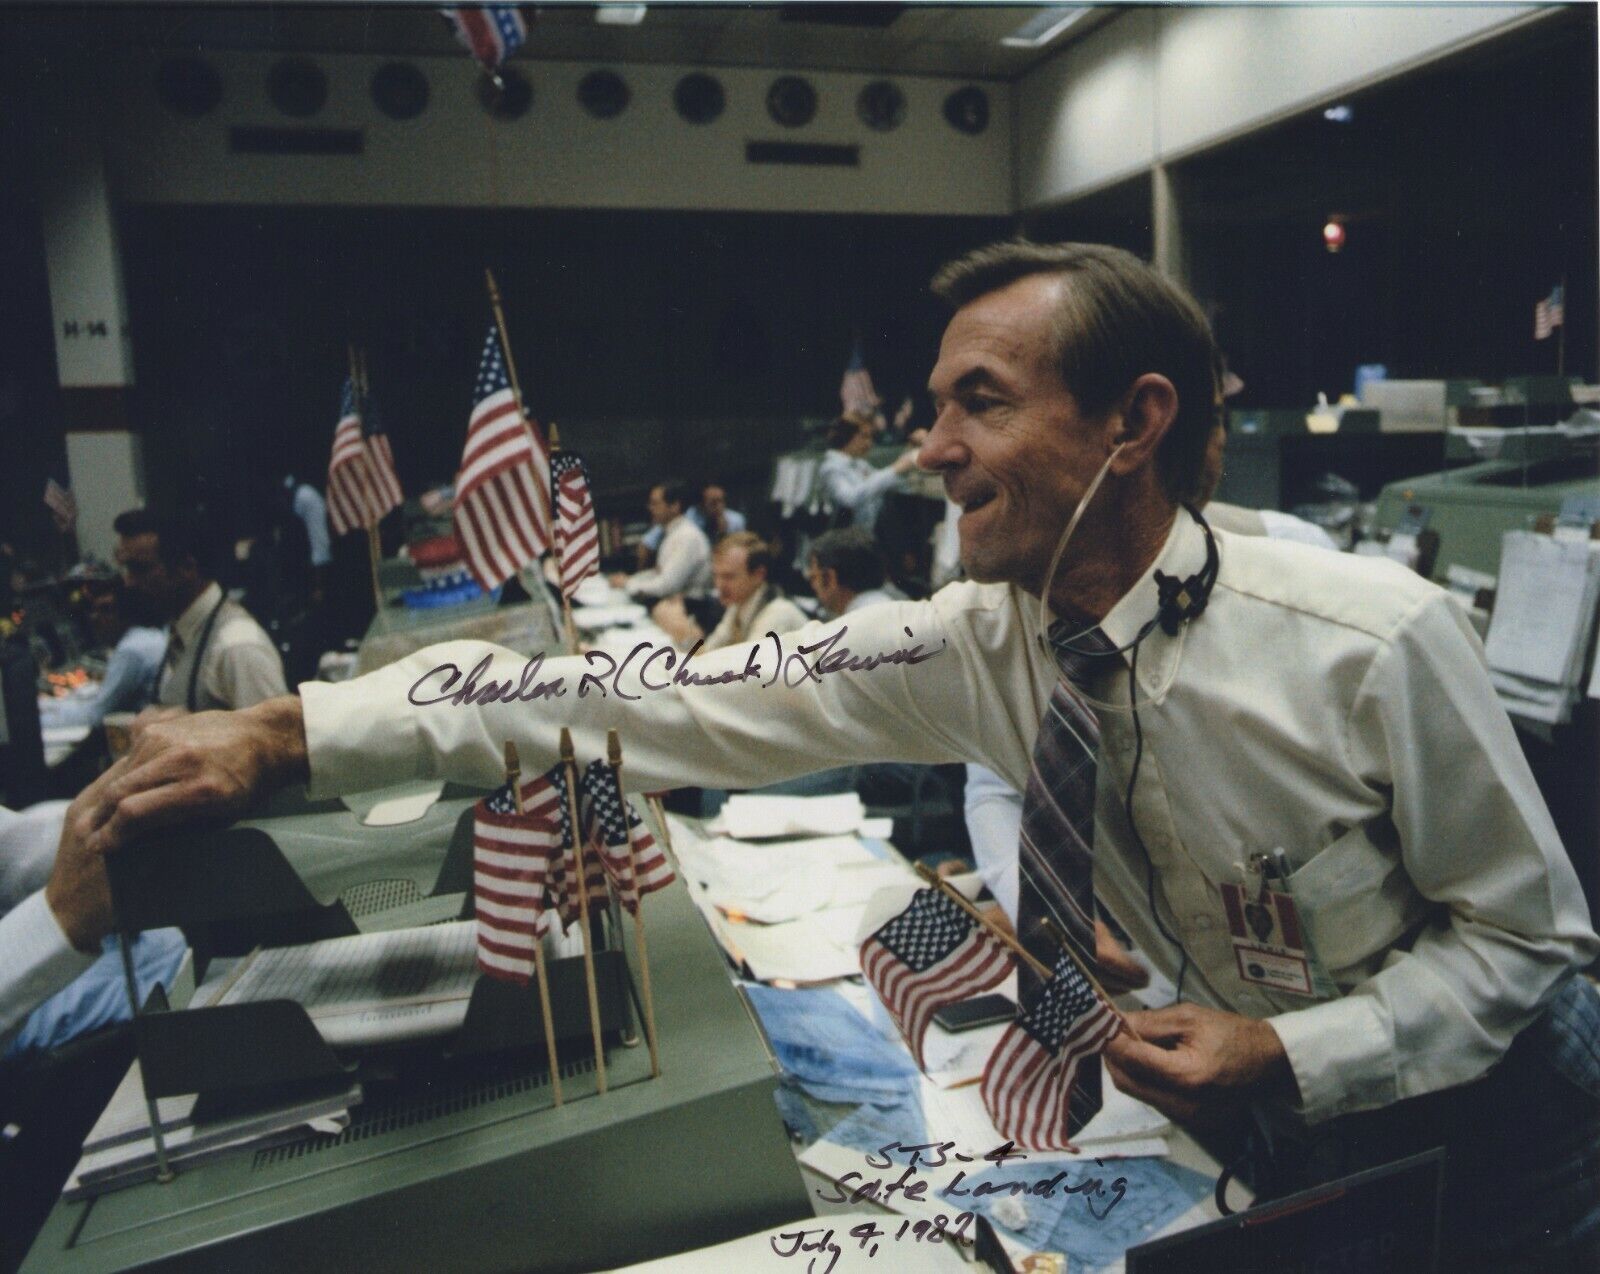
[595,5,647,26]
[1323,219,1347,253]
[1001,7,1092,49]
[1323,103,1354,124]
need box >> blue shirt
[38,626,165,730]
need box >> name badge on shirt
[1220,862,1336,999]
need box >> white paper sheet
[719,793,868,838]
[362,782,445,827]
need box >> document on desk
[67,1061,360,1199]
[718,793,869,839]
[216,921,480,1047]
[1485,532,1600,685]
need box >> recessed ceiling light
[1001,7,1091,49]
[595,5,647,26]
[1323,104,1354,123]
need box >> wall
[94,51,1011,217]
[1017,3,1548,207]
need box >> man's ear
[1108,374,1179,476]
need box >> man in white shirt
[113,508,287,712]
[816,413,919,532]
[88,243,1599,1267]
[654,532,806,652]
[638,481,747,561]
[802,528,895,618]
[608,480,712,603]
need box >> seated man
[607,479,712,605]
[113,507,287,712]
[1,776,184,1057]
[804,527,896,618]
[39,585,164,731]
[653,532,806,652]
[639,480,747,561]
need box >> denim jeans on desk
[1246,975,1600,1272]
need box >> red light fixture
[1323,219,1347,253]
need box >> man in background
[803,528,896,618]
[609,480,712,605]
[39,586,163,731]
[113,508,286,712]
[654,531,806,652]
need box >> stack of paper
[214,921,481,1047]
[66,1062,359,1198]
[714,793,878,839]
[1485,531,1600,725]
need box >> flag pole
[349,344,384,613]
[546,420,580,650]
[560,728,608,1094]
[608,730,661,1078]
[645,795,679,872]
[505,741,563,1106]
[914,862,1051,979]
[1558,276,1567,379]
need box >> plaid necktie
[1016,622,1117,994]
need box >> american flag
[453,325,551,591]
[441,5,527,73]
[327,378,404,536]
[578,758,674,914]
[860,888,1012,1071]
[839,341,879,415]
[1535,284,1565,340]
[980,945,1121,1151]
[551,451,600,599]
[43,478,77,532]
[472,775,562,983]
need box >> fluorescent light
[1001,7,1091,49]
[595,5,647,26]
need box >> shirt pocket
[1283,823,1418,976]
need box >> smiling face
[919,273,1113,596]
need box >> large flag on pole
[453,325,551,591]
[1534,284,1566,340]
[327,377,404,536]
[840,341,879,416]
[578,758,674,913]
[441,6,527,74]
[551,451,600,599]
[859,887,1012,1071]
[980,945,1121,1151]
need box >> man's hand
[87,696,310,856]
[651,597,701,647]
[1103,1004,1294,1129]
[45,760,133,952]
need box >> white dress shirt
[624,516,712,600]
[702,586,807,652]
[156,582,288,712]
[301,508,1597,1125]
[817,449,904,531]
[0,891,96,1052]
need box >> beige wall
[1017,3,1550,208]
[100,51,1012,217]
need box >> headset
[1033,442,1221,1000]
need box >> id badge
[1219,877,1336,999]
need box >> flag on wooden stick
[551,450,599,599]
[471,775,561,983]
[980,944,1121,1151]
[453,325,551,590]
[327,377,403,536]
[578,758,674,913]
[860,887,1012,1071]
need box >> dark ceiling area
[1177,6,1597,407]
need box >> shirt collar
[172,581,223,648]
